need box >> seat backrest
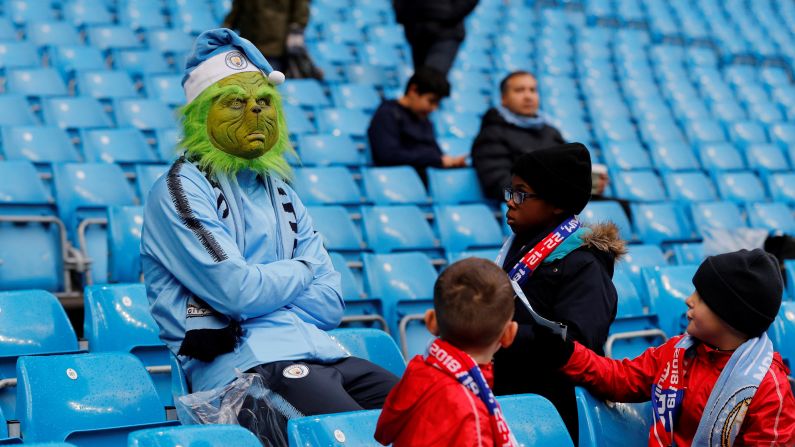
[632,203,693,244]
[580,201,633,241]
[298,134,362,167]
[329,252,365,301]
[747,202,795,234]
[81,128,157,164]
[644,265,697,337]
[87,25,142,51]
[279,78,330,109]
[426,167,486,204]
[307,206,364,251]
[329,328,406,377]
[690,201,746,236]
[362,205,438,253]
[576,387,651,447]
[715,171,767,203]
[614,171,666,202]
[135,164,169,199]
[128,425,261,447]
[51,45,106,78]
[43,97,112,130]
[17,352,165,443]
[768,302,795,370]
[746,143,790,172]
[112,49,170,78]
[0,42,40,70]
[363,252,437,301]
[769,173,795,204]
[292,167,362,206]
[0,160,53,214]
[1,126,79,164]
[6,68,68,97]
[287,409,381,446]
[77,70,138,100]
[107,206,144,283]
[435,112,481,138]
[498,394,574,447]
[697,142,745,171]
[316,108,370,137]
[361,166,430,206]
[434,204,503,252]
[0,94,37,126]
[649,141,700,171]
[612,270,645,317]
[83,283,163,353]
[114,99,176,131]
[63,0,113,26]
[331,83,381,111]
[145,29,193,54]
[663,172,717,203]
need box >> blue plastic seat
[361,166,430,206]
[435,112,482,138]
[714,171,767,202]
[1,126,79,164]
[768,302,795,368]
[135,164,168,198]
[310,41,358,65]
[690,201,747,235]
[672,242,704,265]
[329,252,385,327]
[27,21,81,47]
[697,142,746,171]
[63,0,113,26]
[129,425,261,447]
[170,4,216,34]
[345,64,391,88]
[361,43,404,68]
[768,173,795,205]
[328,328,406,377]
[144,74,184,107]
[0,95,36,126]
[747,202,795,234]
[0,42,40,70]
[17,352,177,444]
[77,70,138,100]
[770,122,795,149]
[576,387,651,447]
[331,83,382,111]
[43,97,112,130]
[87,26,143,52]
[579,201,633,241]
[83,284,188,407]
[649,141,700,171]
[291,167,363,206]
[446,247,500,263]
[663,172,717,202]
[50,45,107,78]
[608,270,666,359]
[602,141,652,170]
[113,49,171,78]
[437,136,473,158]
[297,134,362,167]
[361,205,438,254]
[434,204,503,253]
[283,103,316,136]
[709,99,747,123]
[4,0,55,24]
[363,252,437,356]
[426,167,486,204]
[306,206,364,252]
[106,206,144,282]
[632,203,694,244]
[618,244,666,299]
[81,128,158,165]
[316,108,370,138]
[498,394,575,446]
[6,68,68,98]
[119,0,167,30]
[746,144,790,172]
[0,290,79,420]
[366,25,406,46]
[288,409,380,446]
[444,94,489,114]
[644,265,697,337]
[115,99,176,131]
[280,78,330,109]
[0,17,14,41]
[728,120,769,147]
[614,171,667,202]
[685,118,726,144]
[324,21,365,44]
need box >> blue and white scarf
[496,104,549,130]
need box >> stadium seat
[16,352,177,444]
[330,83,382,112]
[672,242,705,265]
[745,143,790,172]
[361,43,404,68]
[5,0,55,24]
[170,4,217,34]
[113,49,171,78]
[663,172,718,202]
[1,126,79,165]
[329,252,384,328]
[618,244,666,302]
[144,74,185,107]
[690,201,747,236]
[306,206,365,252]
[613,171,667,202]
[684,118,726,144]
[580,201,633,241]
[43,97,112,130]
[135,164,168,198]
[434,204,504,253]
[728,120,769,147]
[361,205,438,254]
[83,284,188,407]
[0,94,37,126]
[697,142,746,171]
[747,202,795,234]
[649,141,700,171]
[0,290,79,420]
[644,265,698,337]
[81,128,158,166]
[435,112,482,138]
[291,167,363,206]
[345,64,392,89]
[115,99,177,131]
[768,173,795,205]
[50,46,107,79]
[426,167,486,204]
[768,302,795,369]
[446,247,500,263]
[298,134,363,167]
[608,271,666,359]
[361,166,430,206]
[280,79,331,109]
[769,122,795,149]
[602,141,653,170]
[287,409,380,446]
[714,171,767,202]
[283,103,316,136]
[316,108,371,138]
[329,328,406,377]
[76,70,138,100]
[27,21,81,48]
[154,128,180,161]
[119,0,167,30]
[498,394,575,447]
[128,425,261,447]
[87,26,143,52]
[310,41,358,66]
[363,252,437,356]
[576,387,651,447]
[107,206,144,283]
[632,203,694,244]
[0,42,40,70]
[437,136,473,158]
[6,68,68,97]
[63,0,113,26]
[324,21,365,44]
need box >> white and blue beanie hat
[182,28,285,103]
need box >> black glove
[532,321,575,369]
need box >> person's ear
[424,309,440,336]
[500,321,518,348]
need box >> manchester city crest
[225,51,248,70]
[282,364,310,379]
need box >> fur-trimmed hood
[581,222,627,262]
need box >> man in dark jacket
[494,143,624,445]
[368,67,466,183]
[471,71,566,200]
[393,0,479,75]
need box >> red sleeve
[560,338,679,403]
[737,358,795,446]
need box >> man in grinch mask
[141,29,398,442]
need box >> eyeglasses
[503,187,540,205]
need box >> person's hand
[441,155,467,168]
[529,321,575,370]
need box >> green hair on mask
[175,78,296,180]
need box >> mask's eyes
[230,98,244,109]
[256,96,271,107]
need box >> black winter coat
[494,223,625,445]
[471,108,566,200]
[393,0,478,42]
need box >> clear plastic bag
[176,371,299,447]
[702,228,769,256]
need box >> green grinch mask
[177,71,294,179]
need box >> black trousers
[240,357,399,445]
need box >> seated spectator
[538,249,795,445]
[471,71,565,200]
[368,67,466,184]
[375,258,519,447]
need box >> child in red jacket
[375,258,520,447]
[538,248,795,446]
